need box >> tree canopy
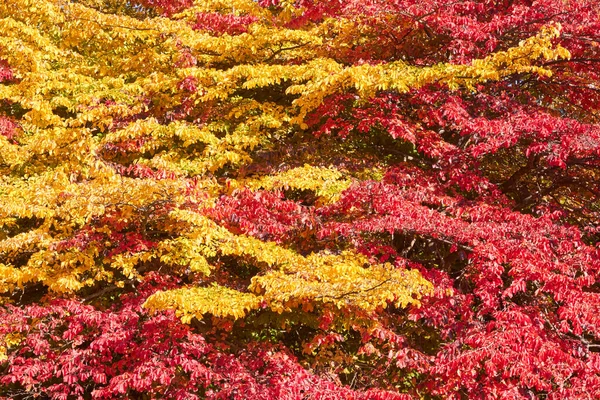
[1,0,599,399]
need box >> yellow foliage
[0,332,22,362]
[144,283,262,323]
[150,235,432,317]
[245,164,352,203]
[251,251,433,313]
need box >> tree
[0,0,599,398]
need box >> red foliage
[0,116,17,141]
[0,59,13,83]
[0,275,411,399]
[318,170,600,397]
[207,189,315,243]
[129,0,193,16]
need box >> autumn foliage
[1,0,600,398]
